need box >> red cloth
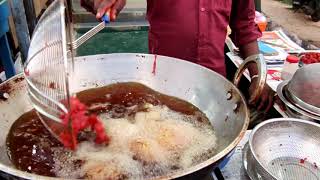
[147,0,262,76]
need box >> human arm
[229,0,275,112]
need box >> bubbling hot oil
[6,82,217,179]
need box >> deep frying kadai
[0,53,266,179]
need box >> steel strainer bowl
[244,118,320,180]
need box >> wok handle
[233,54,267,103]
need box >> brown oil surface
[6,82,210,177]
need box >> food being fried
[59,97,109,150]
[85,163,127,180]
[6,82,217,179]
[129,139,158,163]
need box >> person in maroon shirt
[81,0,275,112]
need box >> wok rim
[248,118,320,179]
[0,53,250,180]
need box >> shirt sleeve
[229,0,262,47]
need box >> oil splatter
[300,158,307,164]
[0,83,11,101]
[14,77,24,83]
[152,54,157,75]
[49,82,56,89]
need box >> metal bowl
[243,118,320,180]
[287,63,320,115]
[243,142,260,180]
[0,53,259,180]
[277,81,320,122]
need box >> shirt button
[200,7,206,12]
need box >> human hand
[248,77,284,112]
[80,0,126,21]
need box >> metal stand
[9,0,30,63]
[0,0,16,79]
[255,0,262,12]
[213,167,225,180]
[0,35,15,78]
[23,0,37,35]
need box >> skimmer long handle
[69,14,110,50]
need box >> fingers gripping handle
[102,13,110,23]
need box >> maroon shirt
[146,0,262,76]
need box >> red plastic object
[59,97,109,150]
[255,11,267,32]
[286,55,299,63]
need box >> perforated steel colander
[243,118,320,180]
